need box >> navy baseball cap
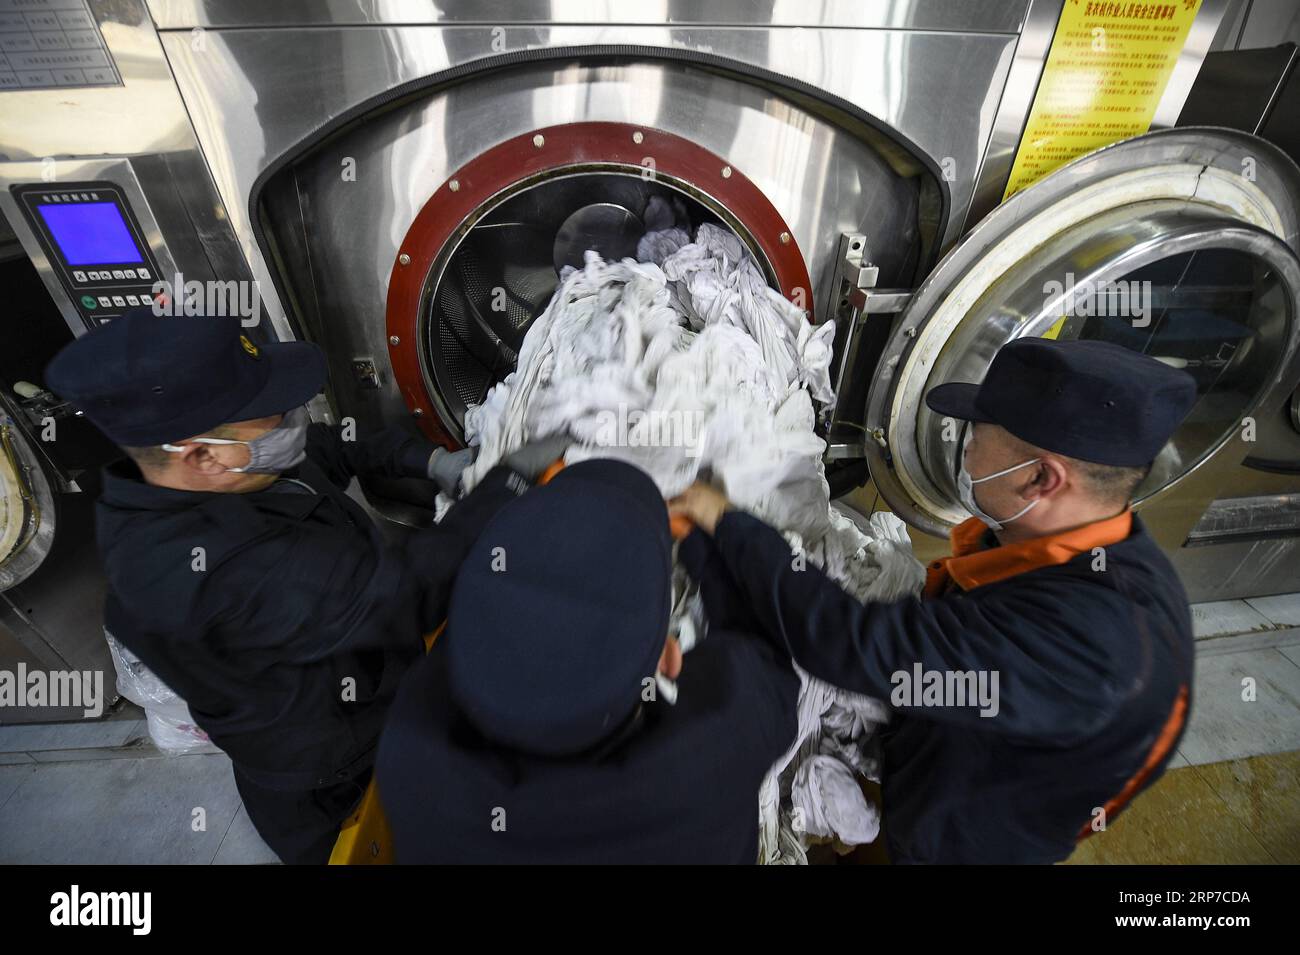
[445,458,672,757]
[44,307,326,446]
[925,338,1199,467]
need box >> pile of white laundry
[453,198,926,863]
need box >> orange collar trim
[930,509,1134,593]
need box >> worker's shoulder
[117,489,294,553]
[978,519,1193,654]
[1047,515,1190,610]
[95,484,321,607]
[671,629,798,743]
[687,626,797,687]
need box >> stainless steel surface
[0,1,181,159]
[962,0,1063,235]
[145,1,1030,32]
[255,55,950,446]
[1151,0,1233,129]
[849,289,912,315]
[1213,0,1300,50]
[0,1,250,695]
[0,0,262,342]
[553,202,643,273]
[156,20,1018,326]
[1186,493,1300,544]
[917,219,1300,527]
[826,442,866,461]
[866,128,1300,547]
[825,231,872,426]
[0,475,111,681]
[1171,537,1300,600]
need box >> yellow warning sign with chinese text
[1003,0,1202,200]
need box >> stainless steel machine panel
[156,19,1021,343]
[250,53,948,453]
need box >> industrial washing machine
[3,0,1300,682]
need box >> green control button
[81,295,97,309]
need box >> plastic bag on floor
[105,629,216,756]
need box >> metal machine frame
[7,0,1300,691]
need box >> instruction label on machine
[0,0,120,90]
[1003,0,1202,200]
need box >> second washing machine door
[865,127,1300,544]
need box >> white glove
[428,446,476,496]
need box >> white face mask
[162,406,309,474]
[957,433,1041,531]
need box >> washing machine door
[0,414,56,591]
[865,127,1300,541]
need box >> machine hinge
[823,234,912,476]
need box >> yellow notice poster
[1003,0,1202,199]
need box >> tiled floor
[2,596,1299,864]
[1065,749,1300,864]
[0,720,278,864]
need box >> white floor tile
[0,719,145,754]
[0,752,241,864]
[1245,593,1300,629]
[1190,600,1275,639]
[0,763,37,810]
[212,805,280,865]
[1179,648,1300,766]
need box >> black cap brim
[924,381,992,423]
[228,341,327,422]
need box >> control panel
[10,180,163,327]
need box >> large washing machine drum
[428,171,738,430]
[253,54,942,456]
[384,122,814,443]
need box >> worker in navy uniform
[376,458,799,863]
[671,338,1200,864]
[43,307,553,865]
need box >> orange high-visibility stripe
[1077,684,1189,840]
[421,621,447,653]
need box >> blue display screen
[36,201,144,266]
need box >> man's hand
[668,481,732,535]
[428,446,476,496]
[503,433,570,481]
